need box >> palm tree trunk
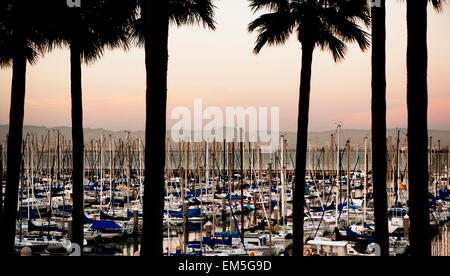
[141,0,169,257]
[371,0,389,256]
[1,41,27,256]
[407,0,430,256]
[70,37,85,252]
[293,42,314,257]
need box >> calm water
[432,223,450,256]
[84,236,141,256]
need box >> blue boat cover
[90,220,122,230]
[345,227,375,242]
[58,206,73,213]
[16,210,35,220]
[164,207,202,218]
[226,195,245,200]
[202,236,232,247]
[214,231,240,238]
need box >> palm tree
[47,0,137,253]
[371,0,389,256]
[0,0,49,256]
[134,0,216,256]
[248,0,370,256]
[406,0,445,256]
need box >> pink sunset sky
[0,1,449,132]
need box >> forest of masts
[0,130,449,196]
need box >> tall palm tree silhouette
[371,0,389,256]
[248,0,370,256]
[0,0,50,256]
[47,0,138,253]
[134,0,216,256]
[406,0,445,256]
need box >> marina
[1,128,449,256]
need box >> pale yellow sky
[0,1,449,132]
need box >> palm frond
[249,0,370,60]
[248,0,290,13]
[169,0,217,30]
[317,31,348,62]
[430,0,446,12]
[131,0,217,48]
[248,10,295,54]
[0,0,52,67]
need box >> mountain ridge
[1,125,449,147]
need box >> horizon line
[1,124,450,133]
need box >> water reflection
[84,236,141,256]
[432,224,450,256]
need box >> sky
[0,1,449,132]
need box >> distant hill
[0,125,145,145]
[0,125,449,148]
[283,128,450,148]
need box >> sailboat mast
[394,129,400,203]
[139,138,143,205]
[335,125,341,228]
[437,140,441,196]
[447,145,450,190]
[197,142,203,254]
[100,135,103,212]
[406,134,409,198]
[268,162,272,256]
[240,130,244,232]
[280,135,285,229]
[212,140,216,238]
[346,140,350,226]
[183,140,188,254]
[126,133,131,211]
[331,134,334,185]
[363,137,368,224]
[26,134,30,220]
[109,135,113,215]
